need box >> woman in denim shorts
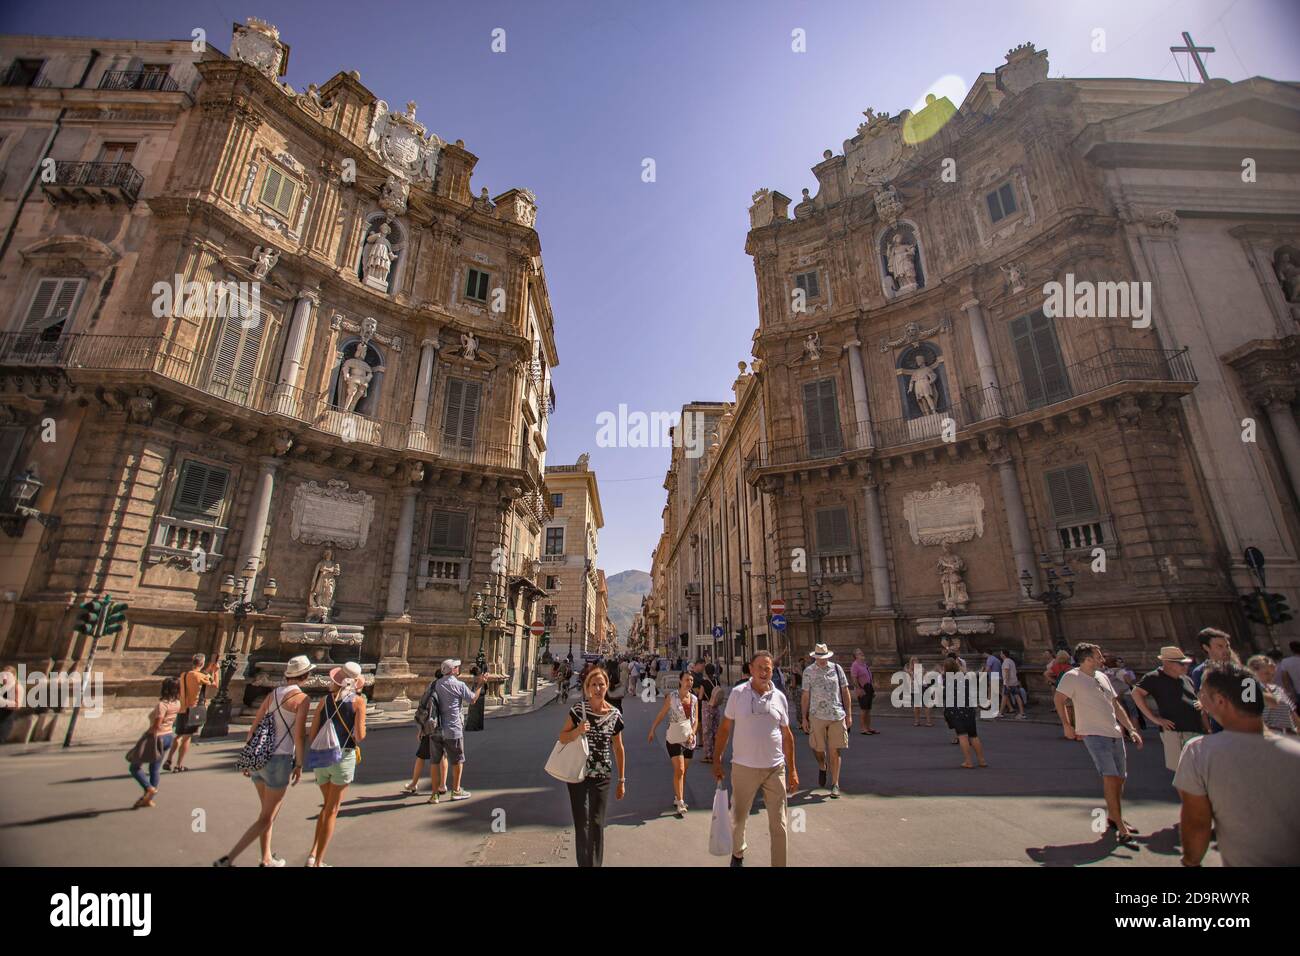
[305,662,367,867]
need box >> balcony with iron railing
[751,347,1195,474]
[40,161,144,205]
[0,331,545,479]
[97,70,180,93]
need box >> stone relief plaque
[290,480,375,549]
[903,480,985,546]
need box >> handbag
[125,731,161,765]
[183,674,207,731]
[544,700,590,783]
[708,786,733,857]
[666,693,695,745]
[236,691,287,773]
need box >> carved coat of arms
[367,100,441,184]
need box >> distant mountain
[605,569,651,646]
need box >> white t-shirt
[1001,658,1019,687]
[1056,668,1122,738]
[1276,655,1300,696]
[723,680,789,769]
[1173,730,1300,866]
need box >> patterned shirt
[802,661,849,721]
[568,704,624,780]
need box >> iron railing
[97,70,179,93]
[42,161,144,204]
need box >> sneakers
[400,783,419,795]
[1016,713,1027,720]
[259,855,286,867]
[818,768,827,788]
[213,857,232,867]
[674,801,684,819]
[829,784,841,799]
[449,789,471,801]
[729,855,744,867]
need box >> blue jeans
[129,733,174,791]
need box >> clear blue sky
[5,0,1298,574]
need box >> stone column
[274,288,318,416]
[236,457,279,583]
[961,297,1003,417]
[1264,395,1300,503]
[408,336,439,443]
[386,485,419,617]
[846,339,875,449]
[988,436,1039,595]
[863,470,892,609]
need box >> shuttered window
[986,182,1018,223]
[429,510,468,555]
[464,268,490,301]
[207,293,265,405]
[1009,311,1070,409]
[794,271,821,299]
[22,278,85,336]
[172,460,229,520]
[96,142,137,165]
[258,166,298,218]
[815,507,851,552]
[442,377,482,448]
[1045,464,1099,522]
[802,378,843,456]
[545,526,564,555]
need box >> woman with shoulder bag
[304,662,367,867]
[126,677,181,808]
[647,670,699,817]
[556,666,625,867]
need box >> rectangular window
[550,492,564,509]
[207,294,264,405]
[258,166,299,218]
[815,507,851,552]
[96,142,137,166]
[21,277,85,338]
[802,378,843,457]
[986,182,1019,223]
[1009,311,1070,409]
[543,605,558,627]
[5,59,45,87]
[545,527,565,555]
[1045,464,1108,552]
[546,575,558,591]
[171,460,230,520]
[464,268,490,302]
[429,510,468,555]
[442,377,482,448]
[794,271,821,299]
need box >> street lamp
[794,589,833,646]
[1020,554,1075,652]
[565,618,577,663]
[203,571,278,738]
[0,466,62,537]
[470,582,504,674]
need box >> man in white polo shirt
[714,650,798,867]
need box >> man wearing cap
[801,644,852,797]
[433,659,487,801]
[1134,646,1208,773]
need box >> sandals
[400,783,419,795]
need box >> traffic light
[75,598,103,636]
[102,600,128,636]
[1265,592,1293,625]
[1241,592,1267,624]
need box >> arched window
[330,338,385,418]
[357,215,404,295]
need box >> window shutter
[274,178,296,217]
[443,378,465,443]
[1010,315,1045,407]
[803,381,825,453]
[1028,312,1069,404]
[261,167,282,207]
[806,271,820,298]
[458,380,481,444]
[999,183,1017,216]
[816,508,850,551]
[24,278,84,332]
[174,462,229,519]
[1045,464,1098,522]
[477,271,489,300]
[803,379,842,455]
[23,280,58,330]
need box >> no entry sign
[530,620,545,637]
[770,598,785,616]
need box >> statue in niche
[906,353,941,416]
[1000,262,1026,294]
[308,547,342,623]
[363,222,396,289]
[1274,250,1300,303]
[937,543,970,612]
[886,232,918,293]
[802,331,823,361]
[460,332,479,361]
[339,342,374,412]
[251,245,280,279]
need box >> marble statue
[251,245,280,279]
[1275,251,1300,303]
[460,332,479,361]
[803,331,823,361]
[1000,261,1026,293]
[937,543,970,612]
[308,547,342,622]
[363,222,396,289]
[339,342,373,412]
[906,353,940,415]
[886,232,918,292]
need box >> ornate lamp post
[466,582,504,733]
[202,572,277,738]
[1020,555,1075,652]
[565,618,577,663]
[794,589,833,648]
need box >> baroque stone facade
[0,20,561,732]
[650,45,1300,670]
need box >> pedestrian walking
[304,662,367,867]
[557,665,625,867]
[940,658,987,769]
[701,684,725,762]
[1106,657,1141,729]
[1190,628,1237,734]
[1054,642,1144,845]
[1000,650,1025,718]
[1175,661,1300,866]
[126,677,181,809]
[213,655,313,867]
[1132,646,1207,772]
[899,656,931,726]
[647,669,699,817]
[401,670,447,799]
[801,644,851,796]
[851,648,877,735]
[432,659,487,800]
[164,653,217,772]
[1245,654,1300,734]
[714,650,798,867]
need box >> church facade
[648,43,1300,671]
[0,19,559,735]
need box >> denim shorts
[250,752,294,789]
[314,749,357,786]
[1082,735,1127,778]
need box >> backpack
[413,677,442,737]
[236,690,289,773]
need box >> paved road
[0,691,1216,866]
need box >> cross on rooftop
[1170,31,1215,83]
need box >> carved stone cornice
[1222,335,1300,408]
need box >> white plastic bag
[709,786,733,857]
